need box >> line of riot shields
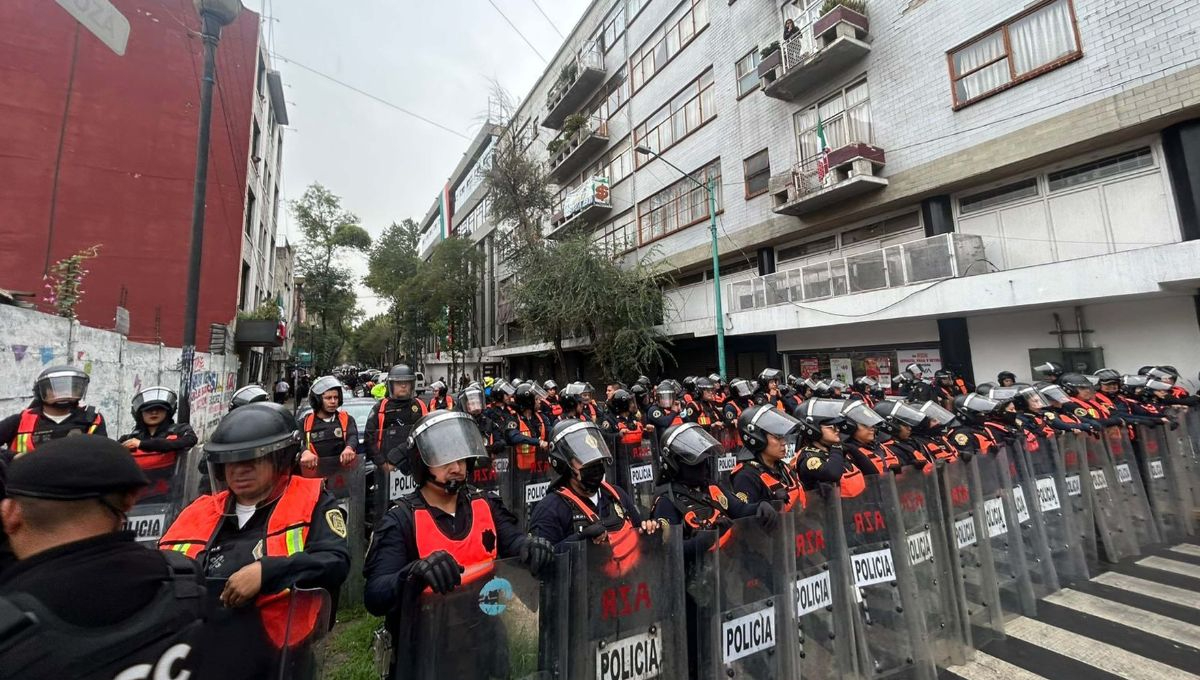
[385,407,1200,679]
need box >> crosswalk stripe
[945,651,1048,680]
[1135,556,1200,580]
[1092,572,1200,611]
[1044,589,1200,651]
[1171,544,1200,559]
[1004,616,1200,680]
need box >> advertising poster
[864,356,892,388]
[799,357,820,378]
[830,358,853,384]
[895,348,942,375]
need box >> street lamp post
[179,0,242,424]
[636,146,726,380]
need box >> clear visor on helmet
[656,388,675,407]
[962,393,1001,413]
[552,420,613,467]
[798,398,847,422]
[663,423,721,466]
[842,400,884,428]
[987,386,1020,401]
[828,379,847,391]
[916,401,957,427]
[460,389,485,415]
[310,376,342,399]
[1017,386,1045,410]
[856,376,878,387]
[1038,384,1070,404]
[529,383,549,401]
[1146,378,1173,391]
[411,411,488,468]
[133,386,177,413]
[1147,367,1174,381]
[875,400,925,427]
[38,373,88,404]
[747,406,802,439]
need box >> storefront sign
[895,348,942,374]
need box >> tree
[483,86,552,255]
[415,235,484,386]
[364,218,429,366]
[350,314,396,367]
[292,183,371,371]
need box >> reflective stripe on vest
[11,408,101,455]
[304,411,351,454]
[554,482,640,577]
[159,476,325,648]
[413,496,497,588]
[515,414,546,470]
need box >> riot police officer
[298,376,359,474]
[118,386,197,502]
[159,403,349,678]
[1,365,106,454]
[754,368,787,410]
[947,393,1010,458]
[529,420,656,546]
[839,399,898,474]
[682,376,722,431]
[505,384,551,473]
[425,381,454,411]
[228,384,271,411]
[793,399,860,494]
[722,378,757,426]
[643,381,684,440]
[600,389,644,450]
[1034,361,1065,384]
[997,371,1017,387]
[874,400,936,470]
[0,436,206,680]
[900,364,935,403]
[365,364,428,473]
[1059,373,1122,427]
[541,380,564,421]
[362,410,552,677]
[730,406,805,511]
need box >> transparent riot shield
[510,446,553,527]
[614,439,659,516]
[1020,436,1088,585]
[1104,426,1161,549]
[125,456,186,546]
[276,588,334,680]
[1084,434,1140,562]
[394,555,558,679]
[937,457,1004,651]
[316,455,367,608]
[691,513,799,680]
[970,446,1037,617]
[1164,408,1198,535]
[561,528,689,679]
[892,466,966,668]
[838,473,936,680]
[1003,443,1060,598]
[1135,424,1188,543]
[786,488,858,680]
[712,424,738,486]
[468,447,506,497]
[1055,433,1099,572]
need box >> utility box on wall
[1028,348,1105,376]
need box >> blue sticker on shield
[478,576,513,616]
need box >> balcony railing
[544,41,606,129]
[769,142,887,215]
[549,176,612,235]
[546,114,609,183]
[726,233,987,313]
[761,9,870,101]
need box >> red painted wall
[0,0,260,346]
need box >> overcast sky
[262,0,590,316]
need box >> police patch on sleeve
[725,410,735,420]
[716,490,728,509]
[954,433,970,446]
[1045,412,1056,420]
[326,509,348,538]
[1073,408,1087,417]
[806,456,822,471]
[735,492,749,503]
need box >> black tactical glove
[521,536,555,576]
[409,550,463,595]
[576,522,607,541]
[755,501,779,531]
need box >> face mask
[578,464,606,493]
[436,475,466,496]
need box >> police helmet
[903,363,925,380]
[1035,381,1070,406]
[660,423,721,476]
[975,382,995,396]
[811,380,832,398]
[205,403,300,488]
[758,368,783,386]
[841,399,884,435]
[409,410,488,485]
[1034,361,1065,379]
[853,376,878,392]
[1011,384,1045,412]
[386,364,418,398]
[997,371,1017,385]
[873,399,926,434]
[654,381,676,408]
[630,384,648,403]
[131,386,178,421]
[549,420,612,477]
[228,384,270,411]
[496,379,518,398]
[609,389,634,415]
[458,386,485,416]
[952,393,1002,423]
[934,369,954,383]
[1093,368,1121,384]
[694,376,715,396]
[708,373,724,388]
[1147,366,1176,382]
[430,380,448,397]
[792,398,847,439]
[514,383,538,412]
[729,378,754,400]
[786,373,801,389]
[543,379,559,392]
[738,405,801,453]
[1058,372,1094,396]
[34,365,89,406]
[682,376,698,395]
[308,375,343,412]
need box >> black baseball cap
[7,435,149,500]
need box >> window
[793,79,870,165]
[592,68,631,121]
[778,234,836,262]
[1048,148,1153,192]
[735,49,760,97]
[630,0,709,92]
[238,262,251,310]
[251,121,262,161]
[628,0,650,23]
[634,68,716,163]
[948,0,1081,109]
[637,159,722,244]
[841,212,920,245]
[244,188,256,235]
[959,178,1039,215]
[599,3,626,53]
[743,149,770,198]
[595,211,638,254]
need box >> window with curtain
[949,0,1080,108]
[735,49,760,97]
[598,3,626,53]
[629,0,710,92]
[743,149,770,198]
[793,79,870,166]
[595,210,638,254]
[637,160,722,244]
[633,68,716,163]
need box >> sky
[260,0,591,316]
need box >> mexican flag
[815,116,831,182]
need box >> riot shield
[1003,443,1060,598]
[469,447,508,497]
[1020,436,1088,585]
[1055,433,1099,572]
[317,455,367,608]
[786,488,857,680]
[893,465,966,668]
[394,555,559,679]
[970,446,1037,617]
[124,456,185,546]
[276,588,334,680]
[691,513,799,680]
[1104,426,1161,549]
[1084,434,1140,561]
[838,473,936,680]
[561,528,689,679]
[937,457,1004,650]
[1164,408,1198,535]
[614,439,659,516]
[510,446,554,527]
[1135,424,1188,543]
[712,425,738,486]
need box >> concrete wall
[0,305,239,442]
[967,295,1200,390]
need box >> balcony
[546,114,609,183]
[548,176,612,237]
[769,143,887,215]
[234,319,283,348]
[726,233,985,313]
[761,8,870,102]
[543,41,606,129]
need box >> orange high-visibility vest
[413,495,497,589]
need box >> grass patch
[317,606,382,680]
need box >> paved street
[945,542,1200,680]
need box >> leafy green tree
[414,235,484,385]
[364,218,429,366]
[350,314,396,367]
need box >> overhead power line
[486,0,549,64]
[529,0,565,39]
